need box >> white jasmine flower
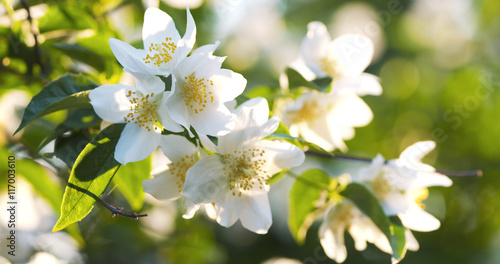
[109,7,196,76]
[182,98,305,234]
[353,141,452,232]
[281,89,373,151]
[319,200,392,263]
[299,22,382,96]
[142,134,212,219]
[89,74,182,165]
[167,43,246,136]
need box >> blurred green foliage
[1,0,500,263]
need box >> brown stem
[98,196,148,220]
[20,0,45,75]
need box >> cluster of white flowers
[281,22,381,151]
[89,8,305,234]
[88,7,454,261]
[319,141,451,263]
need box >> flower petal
[142,7,181,53]
[109,38,157,75]
[399,141,436,169]
[176,7,197,60]
[329,34,374,76]
[143,168,182,200]
[215,201,239,228]
[414,171,452,188]
[333,73,383,96]
[89,84,133,123]
[183,155,228,203]
[189,103,235,136]
[399,206,441,232]
[158,134,197,161]
[114,124,161,165]
[239,191,272,234]
[182,198,200,219]
[134,73,167,95]
[254,140,305,175]
[300,21,331,78]
[210,69,247,103]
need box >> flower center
[143,37,177,67]
[287,98,325,124]
[182,75,215,114]
[123,90,161,132]
[412,188,429,209]
[170,154,197,193]
[319,55,341,77]
[220,148,269,197]
[371,172,394,201]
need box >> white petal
[183,155,228,203]
[233,97,270,129]
[165,82,191,130]
[143,7,181,52]
[330,34,374,76]
[189,103,235,136]
[405,230,420,251]
[142,169,182,200]
[157,95,184,133]
[191,42,220,56]
[134,73,167,95]
[210,69,247,103]
[381,192,411,216]
[329,92,373,128]
[333,73,383,96]
[399,206,441,232]
[215,200,239,228]
[109,38,157,75]
[114,124,161,165]
[182,198,200,219]
[239,191,272,234]
[159,134,197,161]
[254,140,305,175]
[174,52,224,79]
[399,141,436,166]
[319,224,347,263]
[89,84,132,123]
[414,171,452,188]
[176,7,197,60]
[300,21,331,78]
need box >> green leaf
[15,74,97,134]
[289,169,332,244]
[38,108,100,151]
[285,67,332,92]
[113,156,151,211]
[50,43,105,71]
[39,5,97,33]
[340,183,407,262]
[53,124,125,232]
[54,130,93,168]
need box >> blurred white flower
[0,90,30,142]
[167,43,246,136]
[319,200,391,263]
[299,22,382,96]
[182,98,305,234]
[89,74,182,165]
[281,90,373,151]
[353,141,452,232]
[109,7,196,76]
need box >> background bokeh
[1,0,500,263]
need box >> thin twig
[98,196,148,220]
[305,150,482,178]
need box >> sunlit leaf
[289,169,332,244]
[39,5,97,33]
[15,74,97,134]
[52,124,124,232]
[340,183,407,262]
